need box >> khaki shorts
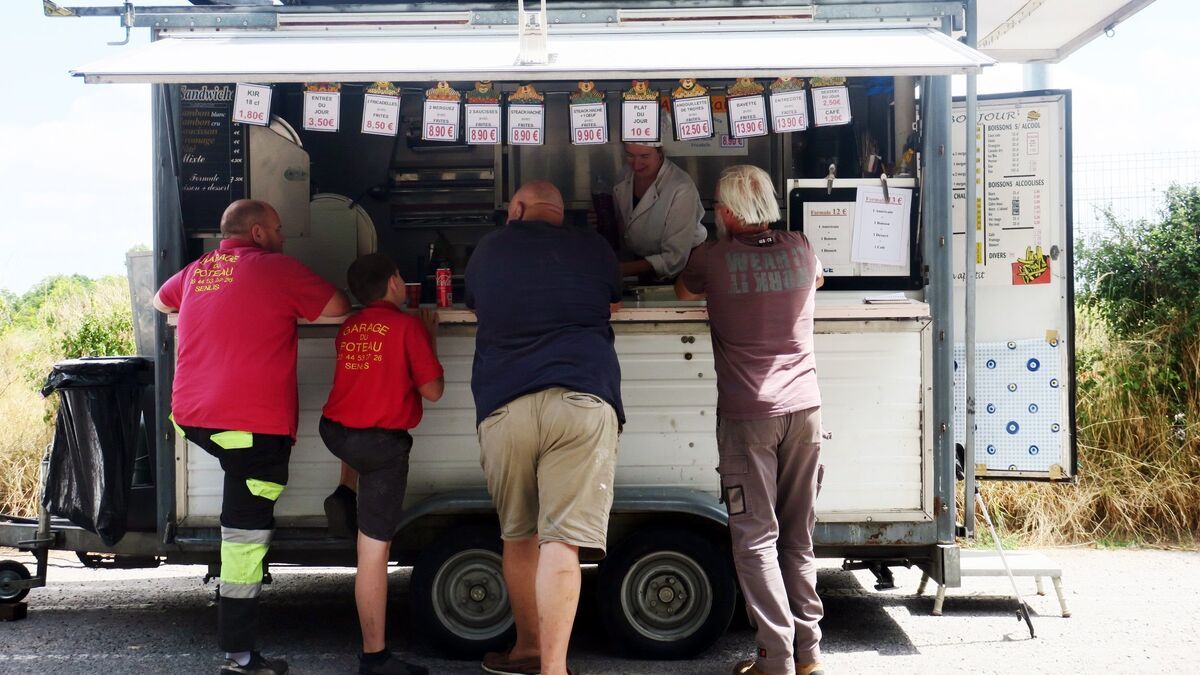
[478,387,619,560]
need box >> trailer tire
[597,527,736,659]
[410,526,515,657]
[0,560,32,604]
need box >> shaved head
[220,199,275,237]
[508,181,565,225]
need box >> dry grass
[978,310,1200,548]
[0,277,133,517]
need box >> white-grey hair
[717,165,780,227]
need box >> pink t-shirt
[158,238,336,437]
[679,230,821,420]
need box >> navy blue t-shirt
[465,220,625,426]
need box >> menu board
[952,95,1062,287]
[178,84,247,232]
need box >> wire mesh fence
[1073,150,1200,238]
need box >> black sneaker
[324,484,358,538]
[220,652,288,675]
[359,652,429,675]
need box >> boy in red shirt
[319,254,444,675]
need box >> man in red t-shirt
[319,253,443,675]
[676,166,826,675]
[154,199,349,675]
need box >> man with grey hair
[675,165,826,675]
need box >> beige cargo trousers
[717,406,824,674]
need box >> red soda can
[436,267,452,307]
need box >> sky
[1,0,1198,293]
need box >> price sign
[569,102,608,146]
[727,95,768,139]
[422,99,461,142]
[672,96,714,141]
[508,104,545,146]
[465,104,501,145]
[769,89,809,133]
[812,86,852,127]
[361,93,400,137]
[622,100,660,142]
[303,91,340,133]
[232,83,272,126]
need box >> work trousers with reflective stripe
[717,407,824,674]
[176,420,291,653]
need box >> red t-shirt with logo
[322,301,444,430]
[158,238,337,437]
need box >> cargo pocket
[816,464,826,498]
[717,454,750,518]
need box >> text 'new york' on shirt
[679,229,822,420]
[465,220,625,426]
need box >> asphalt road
[1,547,1197,674]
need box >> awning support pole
[927,17,957,546]
[963,0,979,538]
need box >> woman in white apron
[612,142,707,280]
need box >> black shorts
[318,416,413,542]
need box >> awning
[978,0,1155,62]
[73,25,993,84]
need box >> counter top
[165,301,930,326]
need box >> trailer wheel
[597,527,736,659]
[410,526,515,657]
[0,560,32,604]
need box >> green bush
[1076,185,1200,407]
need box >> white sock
[226,651,252,666]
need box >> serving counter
[171,301,934,531]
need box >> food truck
[2,0,1114,659]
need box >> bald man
[466,182,624,675]
[154,199,350,675]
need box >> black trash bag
[41,357,152,546]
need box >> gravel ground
[1,546,1197,674]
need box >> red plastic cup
[405,283,422,309]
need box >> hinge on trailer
[516,0,549,65]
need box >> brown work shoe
[798,663,826,675]
[481,649,540,675]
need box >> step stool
[916,549,1070,617]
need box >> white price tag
[569,103,608,145]
[769,89,809,133]
[622,100,660,142]
[508,105,545,146]
[727,95,768,139]
[360,93,400,137]
[303,91,340,133]
[422,100,461,142]
[465,104,501,145]
[672,97,714,141]
[232,83,272,126]
[812,86,852,127]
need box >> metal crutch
[975,487,1036,639]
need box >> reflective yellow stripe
[211,430,253,450]
[169,413,184,439]
[221,541,268,585]
[246,479,285,501]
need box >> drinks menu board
[178,84,247,232]
[952,93,1065,287]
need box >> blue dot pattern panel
[953,338,1063,473]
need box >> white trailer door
[951,90,1075,480]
